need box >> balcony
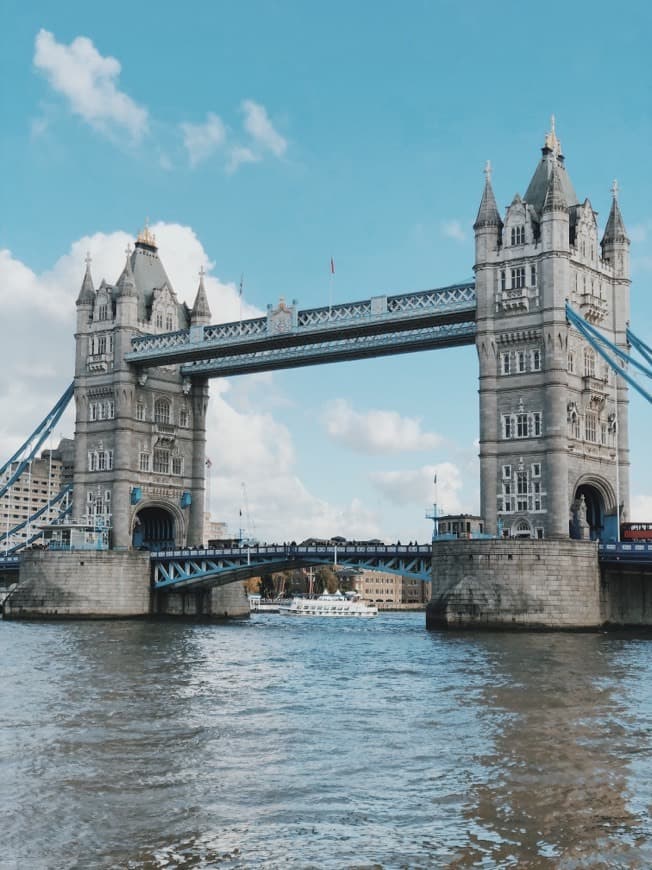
[501,288,528,312]
[579,293,608,324]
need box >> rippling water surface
[2,614,652,868]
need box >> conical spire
[474,161,502,230]
[76,253,96,305]
[116,245,137,297]
[542,161,567,213]
[191,267,212,323]
[601,180,629,246]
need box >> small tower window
[156,312,163,329]
[584,348,596,378]
[153,449,170,474]
[531,349,541,371]
[511,226,525,246]
[517,351,526,373]
[136,403,145,421]
[500,270,507,291]
[530,264,537,287]
[511,267,525,289]
[501,352,511,375]
[154,399,171,425]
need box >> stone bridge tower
[474,121,630,540]
[73,227,211,550]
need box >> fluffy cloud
[0,226,385,542]
[629,495,652,522]
[33,29,148,142]
[370,463,463,514]
[441,219,467,243]
[227,145,259,174]
[241,99,287,157]
[206,385,380,542]
[322,399,443,454]
[180,112,227,167]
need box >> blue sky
[2,0,652,542]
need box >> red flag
[330,257,335,275]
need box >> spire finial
[136,217,157,249]
[484,160,492,183]
[611,178,619,201]
[199,264,205,280]
[544,116,561,157]
[85,251,92,268]
[125,243,133,258]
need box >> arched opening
[133,506,176,550]
[571,484,605,541]
[512,519,532,539]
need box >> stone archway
[133,506,177,550]
[571,483,606,541]
[512,518,533,539]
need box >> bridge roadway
[151,542,434,590]
[125,282,477,376]
[1,543,650,593]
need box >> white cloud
[0,226,385,543]
[441,219,467,243]
[33,29,148,143]
[180,112,227,167]
[629,495,652,522]
[227,145,259,174]
[370,463,463,513]
[241,99,287,157]
[322,399,443,454]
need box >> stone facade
[5,549,151,618]
[474,121,630,542]
[155,581,250,619]
[427,539,601,629]
[73,230,211,551]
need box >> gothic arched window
[154,399,171,425]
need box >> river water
[2,614,652,869]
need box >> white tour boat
[248,594,291,613]
[281,590,378,618]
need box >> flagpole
[329,256,335,314]
[239,274,244,330]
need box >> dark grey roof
[601,197,629,246]
[474,177,503,229]
[524,153,578,214]
[129,240,175,320]
[76,262,95,305]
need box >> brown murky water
[2,615,651,868]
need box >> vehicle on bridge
[621,523,652,542]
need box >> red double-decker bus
[621,523,652,541]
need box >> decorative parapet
[126,281,476,366]
[579,292,608,324]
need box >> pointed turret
[601,180,630,279]
[76,253,96,305]
[524,117,578,213]
[602,180,629,246]
[474,161,503,230]
[116,245,137,297]
[543,161,567,213]
[191,267,212,325]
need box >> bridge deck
[125,282,476,375]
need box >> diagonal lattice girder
[126,281,476,372]
[152,544,433,590]
[179,321,476,378]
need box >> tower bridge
[6,120,652,628]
